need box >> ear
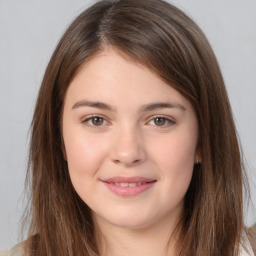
[194,151,202,164]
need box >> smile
[109,182,148,187]
[102,177,157,197]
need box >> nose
[110,126,147,167]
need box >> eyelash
[81,115,175,128]
[147,115,175,127]
[82,115,109,128]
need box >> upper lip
[102,176,156,183]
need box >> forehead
[64,49,192,110]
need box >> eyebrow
[140,102,186,112]
[71,100,186,112]
[72,101,114,111]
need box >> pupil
[155,118,165,126]
[92,117,103,125]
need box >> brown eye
[83,116,107,127]
[154,117,167,126]
[91,117,104,126]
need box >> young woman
[1,0,254,255]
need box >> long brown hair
[24,0,247,255]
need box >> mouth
[108,182,150,187]
[101,176,157,197]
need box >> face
[62,50,199,231]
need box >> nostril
[112,157,142,166]
[110,135,147,166]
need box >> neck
[94,213,182,256]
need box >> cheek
[152,132,196,169]
[150,133,196,198]
[64,131,108,179]
[64,133,109,205]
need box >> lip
[101,176,157,197]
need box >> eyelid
[82,114,110,127]
[81,114,175,128]
[146,115,176,127]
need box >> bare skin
[62,49,199,256]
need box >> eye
[148,116,175,127]
[83,115,108,127]
[154,117,167,126]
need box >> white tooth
[120,183,129,187]
[128,183,137,187]
[137,182,142,186]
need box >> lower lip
[103,182,156,197]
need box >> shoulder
[249,224,256,255]
[0,242,26,256]
[240,235,255,256]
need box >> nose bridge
[111,123,146,166]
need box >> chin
[96,210,160,230]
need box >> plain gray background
[0,0,255,249]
